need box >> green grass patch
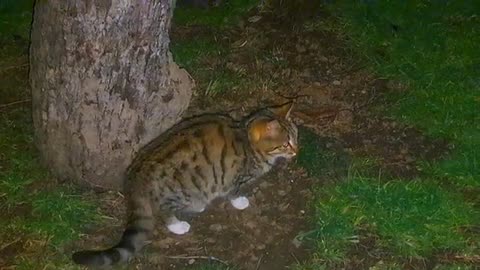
[434,265,477,270]
[171,37,227,69]
[326,1,480,188]
[305,178,478,264]
[0,2,99,267]
[0,0,33,39]
[297,127,349,178]
[203,69,245,96]
[185,262,233,270]
[171,36,245,96]
[173,0,257,27]
[0,108,99,261]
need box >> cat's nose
[291,145,298,156]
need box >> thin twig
[0,238,21,251]
[0,63,28,72]
[271,87,310,101]
[290,252,300,264]
[255,254,264,270]
[82,178,109,192]
[0,99,31,109]
[166,255,228,265]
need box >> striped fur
[72,102,298,266]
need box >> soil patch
[71,5,450,270]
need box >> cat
[72,102,298,267]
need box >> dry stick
[271,87,310,101]
[0,63,29,72]
[290,252,300,264]
[0,238,21,251]
[255,254,264,270]
[0,99,31,109]
[166,255,229,265]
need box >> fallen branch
[0,63,29,72]
[166,255,228,266]
[0,238,21,251]
[0,99,31,109]
[255,254,264,270]
[438,253,480,264]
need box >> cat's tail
[72,198,154,267]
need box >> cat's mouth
[273,156,289,168]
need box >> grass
[0,2,99,268]
[296,135,479,267]
[185,262,233,270]
[327,1,480,188]
[2,0,479,269]
[296,127,349,179]
[173,0,257,27]
[293,1,480,268]
[171,0,255,97]
[0,0,254,269]
[0,110,98,268]
[172,0,269,97]
[171,36,246,97]
[171,37,226,68]
[312,178,477,260]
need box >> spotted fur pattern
[72,102,298,266]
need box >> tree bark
[30,0,193,190]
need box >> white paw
[167,220,191,235]
[230,196,250,210]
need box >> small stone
[248,15,262,23]
[209,224,223,232]
[279,203,289,212]
[300,69,312,77]
[206,237,216,244]
[245,220,257,229]
[309,43,319,50]
[257,244,266,250]
[237,19,245,29]
[319,56,329,62]
[292,237,302,248]
[255,190,265,200]
[188,259,195,265]
[259,182,272,189]
[405,155,415,163]
[332,80,341,86]
[282,68,291,77]
[296,44,307,53]
[300,210,305,215]
[278,190,287,196]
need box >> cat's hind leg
[227,188,250,210]
[159,200,192,235]
[166,216,191,235]
[230,196,250,210]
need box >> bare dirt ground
[70,7,449,270]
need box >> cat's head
[248,102,298,166]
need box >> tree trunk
[29,0,194,190]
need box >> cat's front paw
[230,196,250,210]
[167,220,191,235]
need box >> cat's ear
[270,101,294,119]
[249,119,280,141]
[265,119,281,131]
[249,120,266,142]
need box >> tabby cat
[72,102,298,266]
